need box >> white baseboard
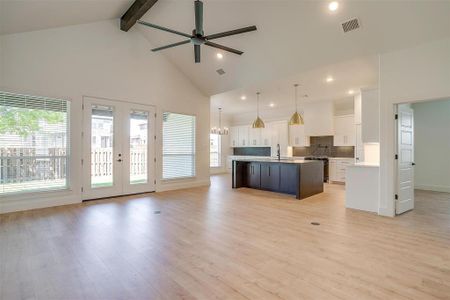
[157,179,211,192]
[1,195,81,214]
[415,184,450,193]
[378,206,395,217]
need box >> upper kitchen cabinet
[229,125,249,147]
[237,125,249,147]
[230,126,239,147]
[354,88,379,143]
[261,125,272,147]
[361,88,379,143]
[333,115,356,146]
[269,121,289,156]
[289,124,310,147]
[304,101,334,136]
[248,127,262,146]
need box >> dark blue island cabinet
[232,159,323,200]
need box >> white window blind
[162,112,196,180]
[0,91,70,195]
[210,134,221,167]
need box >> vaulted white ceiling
[2,0,450,99]
[138,0,450,96]
[211,55,378,115]
[0,0,134,35]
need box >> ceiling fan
[137,0,257,63]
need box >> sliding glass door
[82,97,155,200]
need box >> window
[162,112,196,180]
[210,134,221,167]
[0,91,70,195]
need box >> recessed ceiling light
[326,76,334,83]
[328,1,339,11]
[269,103,275,107]
[240,95,246,100]
[348,89,355,95]
[216,53,223,59]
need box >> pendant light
[289,84,304,125]
[252,92,265,128]
[210,108,229,135]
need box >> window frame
[161,111,197,181]
[0,91,71,196]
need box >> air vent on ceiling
[341,18,360,33]
[216,68,226,75]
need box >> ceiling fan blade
[194,45,201,63]
[137,20,192,38]
[205,25,257,40]
[152,40,191,52]
[204,41,243,55]
[194,0,203,35]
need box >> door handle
[268,166,270,176]
[412,162,416,166]
[117,159,122,162]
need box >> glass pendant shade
[252,92,265,128]
[289,111,304,125]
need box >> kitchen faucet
[277,143,280,161]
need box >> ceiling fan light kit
[137,0,257,63]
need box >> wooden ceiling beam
[120,0,159,32]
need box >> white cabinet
[269,121,289,156]
[261,126,272,146]
[230,126,239,147]
[248,127,262,146]
[229,125,249,147]
[329,158,355,183]
[333,115,356,146]
[304,101,334,136]
[226,156,233,172]
[237,126,249,147]
[289,125,310,147]
[361,88,379,143]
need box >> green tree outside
[0,107,64,137]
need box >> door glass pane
[91,105,113,188]
[130,110,148,184]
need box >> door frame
[81,96,156,200]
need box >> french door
[82,97,155,200]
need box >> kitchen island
[232,158,323,199]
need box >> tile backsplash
[292,136,354,158]
[233,147,271,156]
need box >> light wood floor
[1,175,450,300]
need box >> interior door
[82,97,155,200]
[396,105,415,214]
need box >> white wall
[412,99,450,192]
[0,20,210,213]
[210,111,232,174]
[379,36,450,216]
[230,100,348,126]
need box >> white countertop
[328,157,355,160]
[350,162,380,168]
